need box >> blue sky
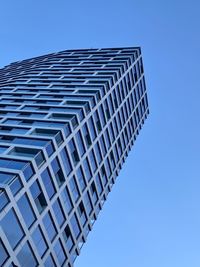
[1,1,200,267]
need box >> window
[0,239,9,266]
[95,174,103,195]
[63,225,74,252]
[44,254,56,267]
[17,193,36,228]
[0,191,9,211]
[1,208,24,249]
[0,146,8,154]
[53,198,65,227]
[82,124,91,147]
[70,213,81,239]
[90,182,98,204]
[0,172,16,184]
[101,165,108,186]
[99,104,106,127]
[109,123,115,143]
[99,136,106,156]
[89,150,97,173]
[8,147,45,167]
[77,202,87,226]
[105,158,111,178]
[113,90,118,109]
[104,99,111,120]
[51,157,65,187]
[94,110,102,133]
[60,148,72,176]
[17,242,38,267]
[30,180,47,213]
[9,175,23,196]
[84,192,92,215]
[23,163,34,181]
[76,167,86,191]
[61,187,73,214]
[75,131,85,157]
[54,239,66,266]
[110,150,116,170]
[69,176,80,203]
[31,128,63,146]
[41,168,56,199]
[83,158,92,182]
[88,117,96,140]
[104,129,111,150]
[68,139,80,165]
[32,226,48,258]
[46,142,55,157]
[0,158,26,171]
[94,142,102,164]
[43,212,57,242]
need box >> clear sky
[1,1,200,267]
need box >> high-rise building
[0,47,149,267]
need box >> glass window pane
[63,225,74,252]
[52,199,65,227]
[60,148,72,176]
[75,131,85,157]
[68,139,79,166]
[17,194,36,228]
[17,242,38,267]
[88,117,96,140]
[84,192,93,215]
[83,158,92,182]
[69,176,80,203]
[0,191,9,211]
[10,176,23,196]
[43,212,57,242]
[54,239,66,266]
[61,187,73,214]
[0,239,9,266]
[30,180,47,213]
[44,254,56,267]
[41,168,56,199]
[1,208,24,249]
[32,226,47,258]
[76,167,86,192]
[70,213,81,239]
[51,157,65,187]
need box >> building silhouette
[0,47,149,267]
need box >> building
[0,47,149,267]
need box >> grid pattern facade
[0,47,149,267]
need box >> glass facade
[0,47,149,266]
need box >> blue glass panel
[54,239,66,266]
[70,213,81,239]
[69,176,80,203]
[0,191,9,211]
[41,168,56,199]
[61,187,73,214]
[17,194,36,228]
[43,212,57,242]
[83,158,92,181]
[76,167,86,192]
[0,159,27,170]
[60,148,72,176]
[52,199,65,227]
[17,242,38,267]
[0,172,15,184]
[0,239,9,266]
[1,208,24,249]
[44,254,56,267]
[9,176,23,196]
[32,226,47,257]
